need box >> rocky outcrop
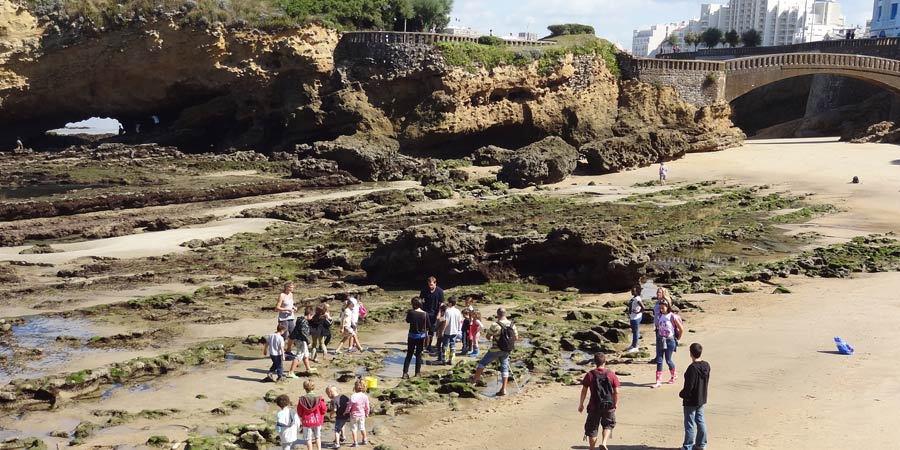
[848,121,900,144]
[497,137,578,187]
[296,133,421,181]
[472,145,514,166]
[581,130,688,174]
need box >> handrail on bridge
[656,37,900,60]
[340,31,554,47]
[723,52,900,73]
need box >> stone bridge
[628,52,900,106]
[655,37,900,61]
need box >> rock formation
[497,137,578,187]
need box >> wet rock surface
[497,137,579,188]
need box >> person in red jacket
[297,380,328,450]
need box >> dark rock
[472,145,514,166]
[297,134,421,181]
[580,129,689,174]
[497,137,578,188]
[314,249,356,270]
[560,337,577,351]
[573,330,606,343]
[565,311,594,321]
[602,328,628,343]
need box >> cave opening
[46,117,124,137]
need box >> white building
[443,25,480,37]
[870,0,900,37]
[632,23,687,57]
[517,32,538,41]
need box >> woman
[276,282,297,350]
[626,285,645,353]
[653,301,683,388]
[309,303,332,362]
[402,297,428,379]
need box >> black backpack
[496,321,516,352]
[591,369,615,411]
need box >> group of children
[275,379,371,450]
[434,297,484,361]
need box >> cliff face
[1,5,743,165]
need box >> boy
[297,380,327,450]
[290,306,317,375]
[578,353,620,450]
[679,343,711,450]
[440,298,462,365]
[263,324,286,382]
[275,394,299,450]
[326,386,351,449]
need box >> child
[297,380,328,450]
[263,324,286,382]
[334,300,363,354]
[310,303,333,362]
[461,310,471,354]
[289,306,316,375]
[468,310,483,357]
[275,394,300,450]
[434,304,447,357]
[325,386,351,449]
[348,379,371,447]
[464,296,475,313]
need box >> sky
[450,0,874,50]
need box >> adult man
[578,353,620,450]
[438,298,462,365]
[419,276,444,353]
[470,307,518,396]
[679,343,711,450]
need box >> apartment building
[870,0,900,37]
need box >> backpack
[358,302,368,319]
[496,321,516,352]
[591,369,615,411]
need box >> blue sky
[451,0,874,50]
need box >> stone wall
[334,39,446,75]
[623,58,726,106]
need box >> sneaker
[349,443,358,448]
[495,390,506,397]
[401,373,410,380]
[266,373,278,382]
[334,350,343,355]
[468,351,479,357]
[626,347,640,353]
[284,373,299,379]
[360,440,368,445]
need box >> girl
[652,301,683,388]
[274,394,299,450]
[403,297,428,379]
[335,300,363,354]
[348,379,371,447]
[276,281,297,350]
[468,310,483,357]
[310,303,332,362]
[626,285,646,353]
[434,304,447,357]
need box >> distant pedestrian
[652,302,683,388]
[15,138,23,151]
[297,380,327,450]
[659,162,668,185]
[471,307,519,396]
[468,310,483,357]
[274,394,300,450]
[439,298,462,365]
[579,352,620,450]
[679,343,711,450]
[348,379,371,446]
[263,323,286,382]
[402,297,428,379]
[625,285,645,352]
[420,276,445,353]
[348,295,365,351]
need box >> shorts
[304,425,321,443]
[279,319,296,337]
[476,350,511,377]
[294,341,310,359]
[351,416,366,434]
[334,418,348,435]
[584,408,616,437]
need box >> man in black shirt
[419,276,444,353]
[679,343,711,450]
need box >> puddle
[377,350,407,378]
[11,317,94,347]
[641,279,660,301]
[479,367,532,398]
[100,383,155,400]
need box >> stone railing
[633,58,726,72]
[724,52,900,74]
[656,37,900,60]
[340,31,554,47]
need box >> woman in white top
[652,301,683,388]
[626,285,645,352]
[276,281,297,349]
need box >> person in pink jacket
[297,380,328,450]
[348,378,371,447]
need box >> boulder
[361,224,487,286]
[497,137,578,188]
[472,145,514,166]
[580,130,689,174]
[297,133,421,181]
[290,158,344,179]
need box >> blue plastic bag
[834,336,855,355]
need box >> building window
[892,3,899,20]
[877,6,882,20]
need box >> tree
[741,28,762,47]
[410,0,452,32]
[684,32,700,50]
[547,24,595,37]
[724,29,740,48]
[700,27,723,49]
[665,32,679,48]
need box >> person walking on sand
[402,297,428,379]
[335,300,363,354]
[653,302,683,388]
[420,276,445,353]
[348,295,365,351]
[579,352,620,450]
[288,306,316,375]
[625,285,645,353]
[326,386,351,449]
[310,303,332,362]
[679,343,711,450]
[471,307,519,396]
[659,162,668,185]
[348,379,371,447]
[297,380,328,450]
[263,324,287,382]
[276,282,297,346]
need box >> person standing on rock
[402,297,428,379]
[652,302,683,388]
[420,276,445,354]
[625,285,645,353]
[276,282,297,348]
[470,307,518,396]
[659,162,669,185]
[578,352,620,450]
[679,343,711,450]
[15,138,24,151]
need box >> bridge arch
[724,53,900,102]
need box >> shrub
[437,38,620,78]
[547,23,595,37]
[477,35,504,46]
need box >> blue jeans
[655,335,676,371]
[629,319,641,348]
[682,405,707,450]
[269,355,283,379]
[440,334,459,362]
[477,349,510,378]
